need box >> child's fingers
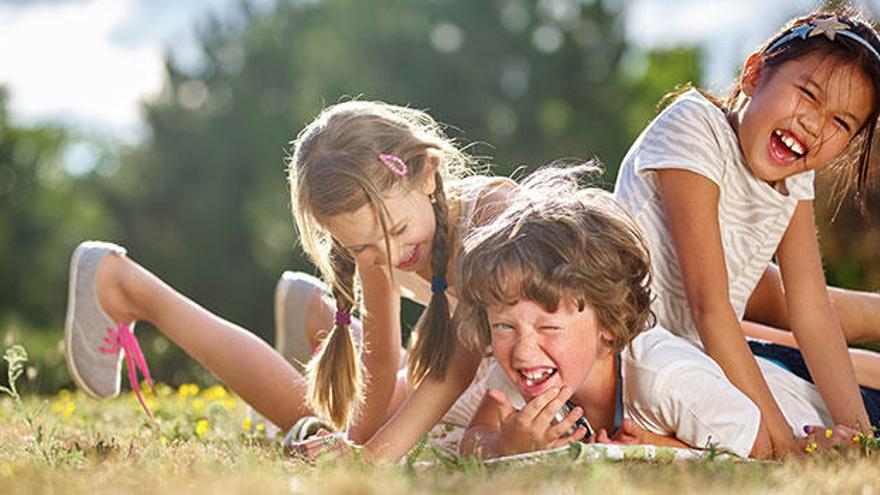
[547,405,584,439]
[610,419,640,443]
[298,433,351,459]
[594,428,612,444]
[533,386,575,428]
[518,386,562,423]
[803,424,862,452]
[549,426,588,449]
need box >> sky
[0,0,875,144]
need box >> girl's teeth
[774,130,804,156]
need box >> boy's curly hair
[455,164,656,353]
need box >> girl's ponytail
[407,172,454,386]
[306,240,364,430]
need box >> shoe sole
[64,243,102,398]
[63,242,122,399]
[274,272,292,358]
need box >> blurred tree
[0,87,119,329]
[114,0,702,345]
[2,1,706,389]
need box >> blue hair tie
[431,276,448,293]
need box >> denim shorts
[749,340,880,428]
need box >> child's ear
[419,150,440,195]
[599,328,615,348]
[741,52,765,97]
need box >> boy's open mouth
[769,129,807,165]
[518,366,557,389]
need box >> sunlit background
[1,0,878,390]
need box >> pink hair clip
[379,153,408,176]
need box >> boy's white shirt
[486,326,831,458]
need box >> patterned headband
[767,16,880,63]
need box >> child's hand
[286,429,357,461]
[800,424,866,455]
[591,419,645,445]
[490,386,587,457]
[591,419,691,449]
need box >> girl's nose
[797,111,823,139]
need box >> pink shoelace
[99,322,155,419]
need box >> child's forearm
[694,308,795,456]
[352,267,406,443]
[776,201,870,432]
[637,430,691,449]
[790,315,870,431]
[348,347,402,443]
[363,343,481,462]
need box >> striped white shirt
[614,89,815,344]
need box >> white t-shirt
[613,89,815,343]
[485,326,831,458]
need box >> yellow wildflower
[178,383,200,400]
[256,423,265,437]
[221,398,236,411]
[156,383,174,398]
[804,440,818,454]
[196,419,210,438]
[51,399,76,420]
[63,401,76,420]
[825,429,833,439]
[243,415,252,432]
[201,385,228,401]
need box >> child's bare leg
[746,264,880,344]
[97,252,311,430]
[742,320,880,389]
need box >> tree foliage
[113,0,701,338]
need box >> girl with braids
[614,10,880,457]
[62,100,514,461]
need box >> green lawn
[2,345,880,494]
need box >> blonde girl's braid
[407,171,453,386]
[306,240,363,430]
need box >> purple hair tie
[334,310,352,327]
[431,276,448,293]
[379,153,408,176]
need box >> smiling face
[323,180,437,272]
[487,296,614,401]
[735,51,875,184]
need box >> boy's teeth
[521,368,555,387]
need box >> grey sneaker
[274,271,328,373]
[63,241,131,399]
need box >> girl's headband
[767,16,880,63]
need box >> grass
[2,346,880,494]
